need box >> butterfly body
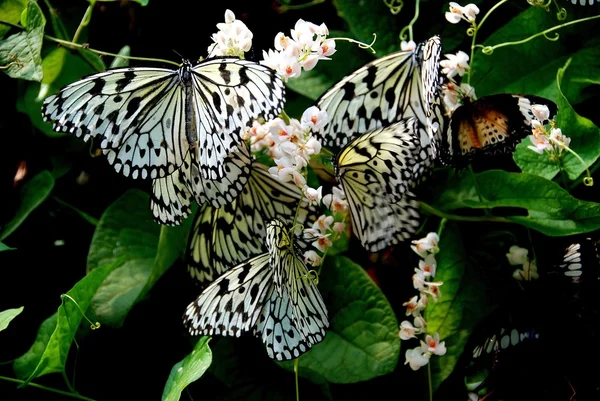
[42,57,285,180]
[438,94,558,168]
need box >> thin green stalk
[0,376,96,401]
[399,0,420,42]
[427,362,433,401]
[467,0,509,85]
[294,358,300,401]
[72,4,94,44]
[475,14,600,54]
[52,197,99,226]
[419,201,512,224]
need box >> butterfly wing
[150,142,252,225]
[186,162,317,288]
[183,253,274,337]
[42,67,189,179]
[440,94,558,167]
[335,119,424,252]
[255,219,328,360]
[189,58,286,179]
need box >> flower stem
[72,4,94,44]
[419,201,512,224]
[399,0,420,43]
[294,358,300,401]
[0,376,96,401]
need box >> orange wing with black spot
[439,94,558,168]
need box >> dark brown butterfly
[438,94,558,168]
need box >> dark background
[1,0,599,400]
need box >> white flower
[323,186,348,214]
[418,254,437,278]
[401,40,417,51]
[411,232,440,257]
[506,245,529,265]
[332,222,345,233]
[527,133,550,155]
[405,348,431,371]
[304,250,322,266]
[513,260,539,281]
[313,215,334,233]
[531,104,550,122]
[207,9,253,58]
[420,332,447,356]
[301,106,329,131]
[440,51,470,79]
[550,127,571,148]
[313,234,333,252]
[304,185,323,204]
[399,320,422,340]
[445,2,479,24]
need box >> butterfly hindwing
[42,58,285,180]
[440,94,558,167]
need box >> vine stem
[0,376,96,401]
[294,358,300,401]
[474,14,600,54]
[419,201,512,224]
[399,0,420,43]
[467,0,509,85]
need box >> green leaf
[0,0,27,39]
[12,260,121,382]
[41,47,68,85]
[95,0,149,5]
[331,0,402,55]
[0,306,24,331]
[472,7,596,97]
[281,255,400,383]
[87,189,186,327]
[162,337,212,401]
[429,170,600,236]
[424,223,495,391]
[0,0,45,81]
[77,47,107,72]
[0,242,16,251]
[0,170,54,241]
[109,45,131,68]
[513,58,600,181]
[17,50,96,138]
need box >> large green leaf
[424,223,494,391]
[513,58,600,181]
[281,255,400,383]
[87,189,187,327]
[162,337,212,401]
[429,170,600,236]
[0,170,54,241]
[471,6,597,97]
[0,306,24,332]
[0,0,45,81]
[0,0,27,39]
[12,260,121,382]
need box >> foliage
[1,1,599,400]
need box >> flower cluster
[303,210,347,266]
[261,19,336,81]
[445,2,480,24]
[243,106,326,203]
[207,10,253,58]
[506,245,539,281]
[441,81,475,117]
[526,104,570,158]
[401,233,447,371]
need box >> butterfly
[41,57,285,180]
[150,142,252,225]
[334,118,424,252]
[437,93,558,168]
[183,218,329,361]
[186,162,317,288]
[314,35,443,156]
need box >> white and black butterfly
[186,162,317,288]
[437,93,558,168]
[314,35,443,156]
[150,142,252,225]
[42,57,285,180]
[334,118,424,252]
[183,218,329,361]
[568,0,596,5]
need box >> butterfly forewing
[186,163,318,288]
[42,57,285,181]
[335,119,424,252]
